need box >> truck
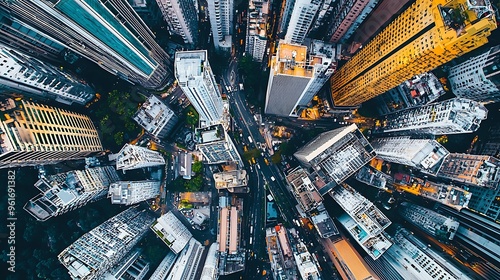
[248,136,253,143]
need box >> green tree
[114,131,124,145]
[192,161,203,174]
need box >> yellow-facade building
[330,0,497,106]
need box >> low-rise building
[217,195,245,275]
[213,170,248,193]
[108,180,160,205]
[196,124,242,165]
[286,167,323,213]
[265,225,297,280]
[310,210,339,238]
[133,94,178,139]
[151,211,193,254]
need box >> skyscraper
[399,202,459,241]
[58,207,155,280]
[370,136,449,174]
[245,0,269,62]
[283,0,321,45]
[294,124,375,195]
[151,211,193,254]
[0,0,174,89]
[377,98,488,135]
[175,50,224,125]
[0,44,95,105]
[324,0,380,43]
[437,153,500,188]
[265,40,336,117]
[0,100,103,168]
[331,183,392,260]
[330,0,497,106]
[108,180,161,205]
[115,144,166,171]
[24,166,120,221]
[156,0,199,45]
[0,7,65,62]
[207,0,233,51]
[449,45,500,104]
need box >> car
[270,176,276,182]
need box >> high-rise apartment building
[437,153,500,188]
[115,144,165,171]
[102,249,150,280]
[149,252,178,280]
[435,205,500,270]
[378,98,488,135]
[129,0,164,29]
[383,226,471,280]
[449,45,500,104]
[133,94,178,139]
[330,0,497,106]
[175,50,224,125]
[0,7,65,62]
[156,0,199,45]
[370,137,449,174]
[0,100,103,168]
[283,0,321,44]
[0,0,174,89]
[58,207,155,280]
[265,40,336,117]
[0,44,94,105]
[466,184,500,221]
[151,211,193,254]
[294,124,376,195]
[245,0,269,62]
[207,0,233,51]
[108,180,161,205]
[399,202,459,241]
[166,238,205,279]
[331,183,393,260]
[324,0,380,43]
[24,166,120,221]
[196,124,242,165]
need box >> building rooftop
[379,98,487,134]
[355,166,391,190]
[399,202,459,241]
[385,226,472,280]
[438,153,500,188]
[338,213,393,260]
[115,144,165,170]
[151,211,193,254]
[166,238,205,280]
[286,167,323,212]
[275,42,308,77]
[331,184,391,236]
[213,170,248,190]
[149,252,178,280]
[310,210,339,238]
[174,50,206,82]
[133,94,177,138]
[293,241,321,280]
[108,180,160,205]
[197,124,225,143]
[330,239,376,280]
